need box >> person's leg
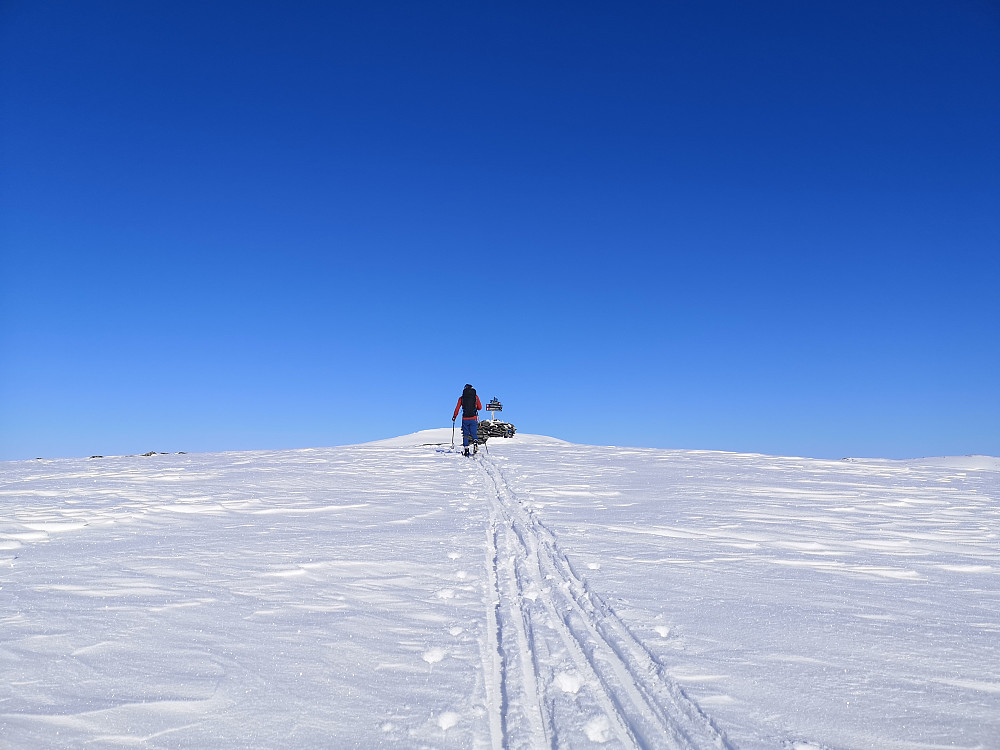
[461,421,472,455]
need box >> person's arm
[453,396,462,421]
[476,395,482,412]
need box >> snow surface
[1,431,997,749]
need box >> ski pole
[451,421,455,449]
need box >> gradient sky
[2,1,998,461]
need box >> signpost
[479,397,516,441]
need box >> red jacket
[454,393,482,420]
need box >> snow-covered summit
[1,436,997,748]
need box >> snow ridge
[479,455,731,749]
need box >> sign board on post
[486,397,502,413]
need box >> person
[452,383,482,457]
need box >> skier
[452,384,482,457]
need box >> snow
[1,432,997,749]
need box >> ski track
[478,454,730,750]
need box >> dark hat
[464,383,473,389]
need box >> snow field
[1,446,488,747]
[1,431,998,748]
[497,443,1000,749]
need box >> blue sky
[2,1,998,461]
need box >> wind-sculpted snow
[1,433,997,748]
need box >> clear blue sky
[2,1,998,461]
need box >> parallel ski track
[479,455,731,750]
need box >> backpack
[462,386,478,417]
